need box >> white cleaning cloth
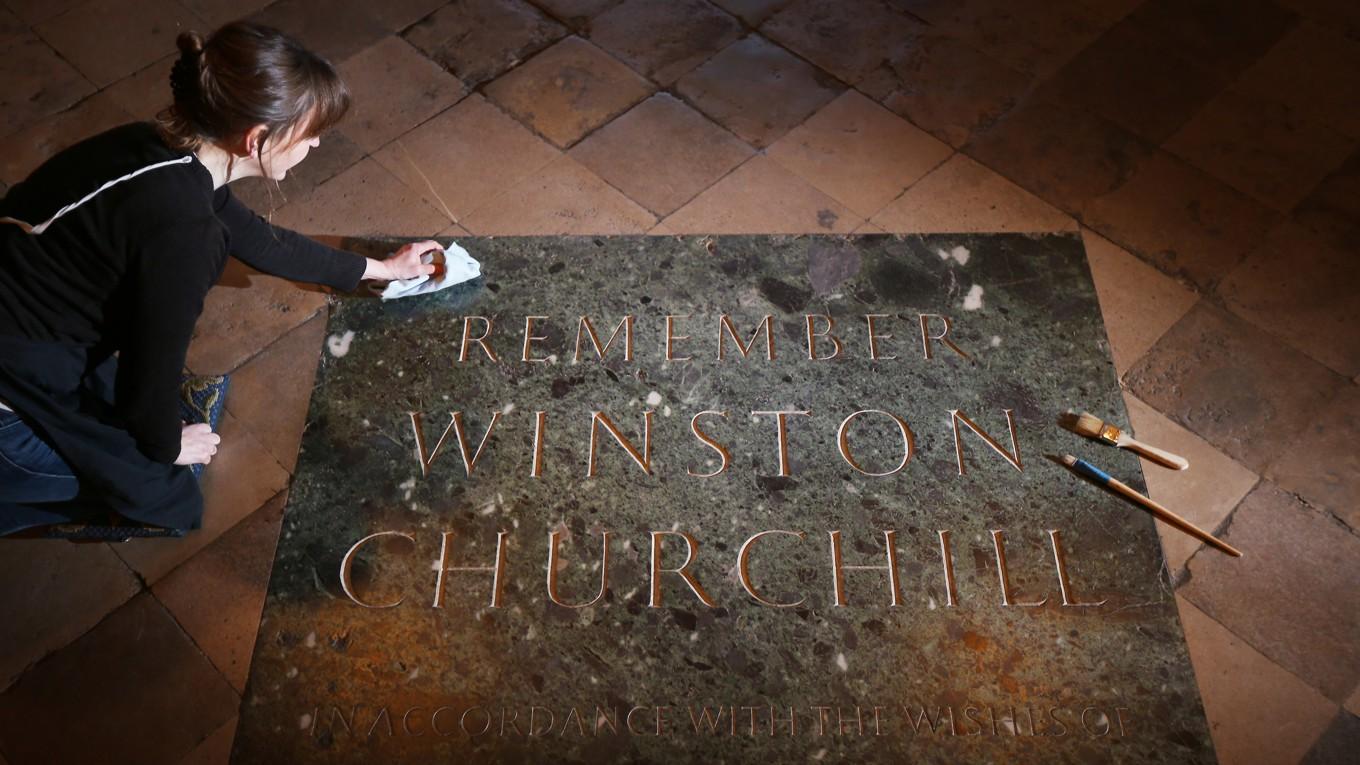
[376,241,482,300]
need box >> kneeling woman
[0,22,438,536]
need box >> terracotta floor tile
[589,0,744,85]
[403,0,567,88]
[533,0,624,30]
[0,593,239,765]
[1166,87,1356,212]
[963,94,1153,216]
[1122,394,1258,578]
[153,493,286,693]
[0,36,94,138]
[249,0,388,63]
[0,5,23,48]
[1176,595,1338,765]
[0,540,140,690]
[1083,229,1197,376]
[367,0,450,31]
[1181,482,1360,703]
[673,34,843,148]
[871,153,1076,234]
[1219,223,1360,378]
[178,0,273,29]
[230,130,367,214]
[1294,147,1360,254]
[225,312,328,473]
[268,157,453,237]
[34,0,202,88]
[371,94,562,223]
[1126,302,1346,473]
[1082,151,1280,291]
[1300,708,1360,764]
[176,715,237,765]
[760,0,925,85]
[1041,16,1227,143]
[766,90,952,219]
[567,93,754,216]
[338,36,468,154]
[484,35,655,148]
[860,32,1033,149]
[2,0,85,25]
[113,410,290,586]
[1265,386,1360,533]
[1236,21,1360,141]
[102,54,174,122]
[0,92,133,186]
[1124,0,1297,78]
[459,154,655,234]
[187,259,329,376]
[852,220,888,234]
[659,154,859,233]
[711,0,793,26]
[1277,0,1360,38]
[895,0,1113,77]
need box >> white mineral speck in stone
[399,477,416,501]
[928,596,937,610]
[646,391,662,406]
[546,354,557,364]
[299,714,313,730]
[936,245,970,265]
[963,284,984,311]
[326,330,355,357]
[304,631,317,648]
[663,405,672,417]
[502,403,515,414]
[812,748,827,760]
[286,666,299,678]
[690,632,699,642]
[836,653,848,671]
[991,335,1002,347]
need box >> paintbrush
[1059,455,1241,557]
[1062,411,1188,470]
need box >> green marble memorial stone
[231,234,1214,763]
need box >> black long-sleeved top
[0,122,365,463]
[0,122,368,529]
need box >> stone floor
[0,0,1356,763]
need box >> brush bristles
[1072,411,1105,437]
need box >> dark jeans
[0,407,81,535]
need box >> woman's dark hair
[157,22,350,163]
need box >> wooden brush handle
[1106,478,1241,557]
[1119,437,1188,470]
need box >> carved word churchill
[338,528,1106,611]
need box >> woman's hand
[362,240,442,282]
[175,422,221,466]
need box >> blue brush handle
[1070,457,1113,485]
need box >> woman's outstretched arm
[213,185,367,289]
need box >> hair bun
[176,30,204,57]
[170,31,205,109]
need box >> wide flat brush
[1064,411,1188,470]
